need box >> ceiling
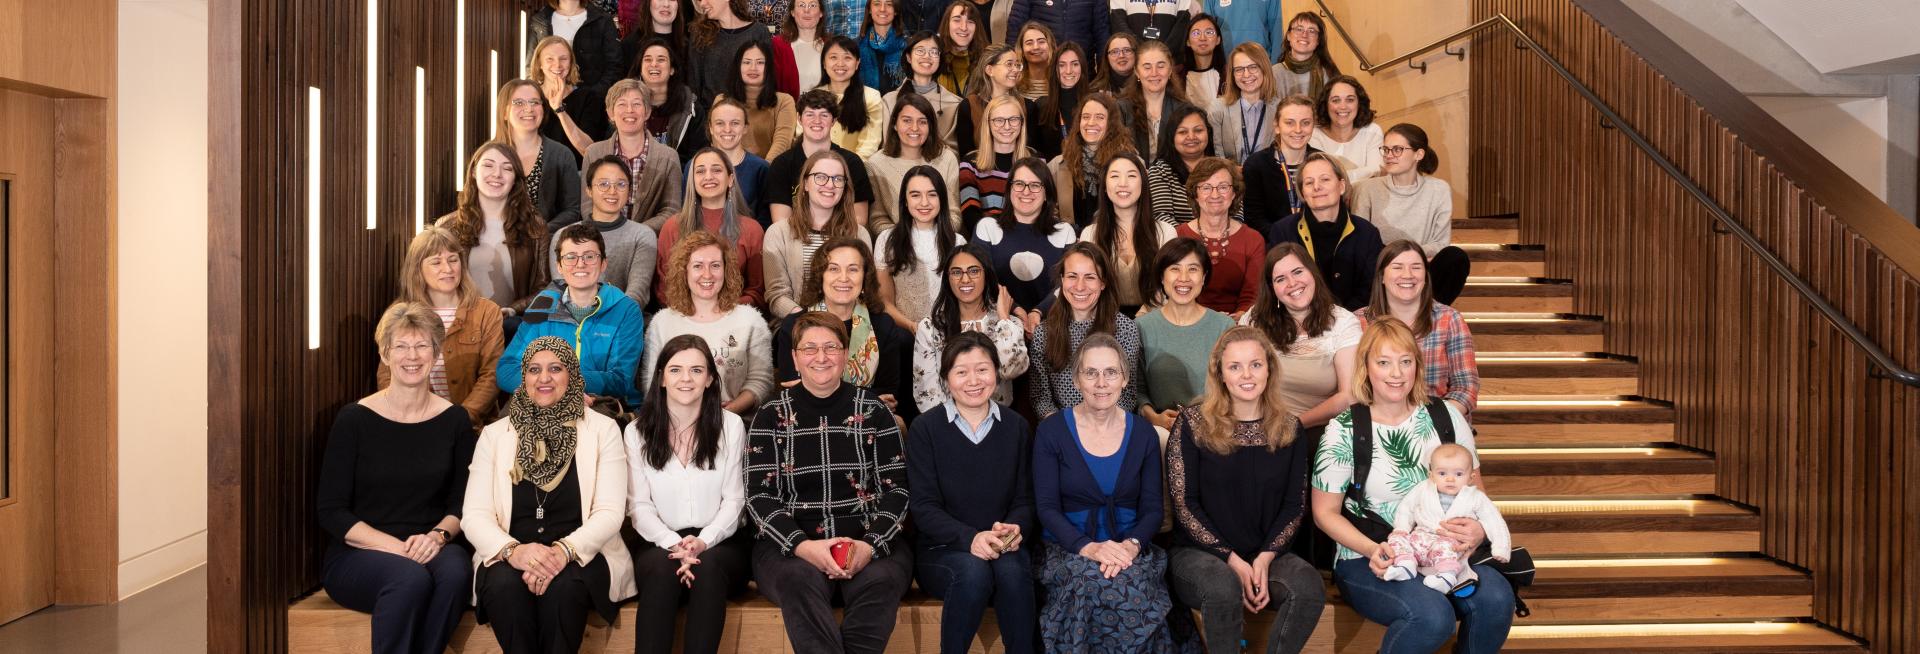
[1734,0,1920,74]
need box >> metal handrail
[1308,1,1920,388]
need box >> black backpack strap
[1345,404,1374,509]
[1425,399,1455,445]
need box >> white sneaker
[1423,575,1454,593]
[1382,563,1415,582]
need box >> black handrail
[1309,1,1920,388]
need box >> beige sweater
[579,136,683,231]
[762,221,874,317]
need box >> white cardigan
[1392,481,1512,561]
[462,409,636,604]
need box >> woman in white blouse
[624,334,750,654]
[1307,75,1384,182]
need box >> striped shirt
[1356,303,1480,414]
[429,306,457,399]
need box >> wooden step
[1477,356,1639,396]
[1495,499,1761,556]
[1471,398,1677,447]
[1466,314,1606,353]
[1305,619,1862,653]
[1454,279,1575,313]
[1479,447,1714,496]
[1462,245,1547,277]
[1455,216,1521,245]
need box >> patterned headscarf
[507,336,584,492]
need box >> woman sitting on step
[1355,239,1481,418]
[464,335,636,653]
[1310,318,1513,653]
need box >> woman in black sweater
[906,332,1038,654]
[1165,325,1325,654]
[315,303,474,654]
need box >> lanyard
[1241,101,1264,161]
[1278,150,1302,213]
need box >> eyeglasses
[1189,28,1217,38]
[387,343,435,356]
[808,172,848,188]
[1107,46,1134,57]
[510,98,543,109]
[795,343,846,357]
[592,180,630,191]
[1232,64,1263,75]
[990,116,1025,128]
[947,265,985,279]
[911,46,941,57]
[1380,145,1412,156]
[558,252,604,266]
[1290,26,1321,36]
[1196,183,1235,196]
[1010,180,1045,193]
[998,60,1025,71]
[1077,367,1123,382]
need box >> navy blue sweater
[905,404,1035,550]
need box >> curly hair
[1315,74,1375,129]
[660,230,745,316]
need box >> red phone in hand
[830,541,852,569]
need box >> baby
[1379,443,1512,593]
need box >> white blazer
[462,409,636,604]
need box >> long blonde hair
[1195,326,1297,453]
[972,93,1029,169]
[399,227,477,307]
[1350,317,1430,407]
[526,36,581,85]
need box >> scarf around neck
[1281,56,1332,101]
[812,302,881,386]
[506,335,586,492]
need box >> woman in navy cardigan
[1032,332,1185,653]
[906,332,1037,654]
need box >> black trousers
[1430,246,1472,306]
[321,544,472,654]
[476,559,597,654]
[753,538,915,654]
[632,530,753,654]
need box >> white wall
[1750,95,1891,200]
[116,0,210,599]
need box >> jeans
[1166,547,1325,654]
[1333,557,1513,654]
[753,539,915,654]
[321,544,472,654]
[915,545,1037,654]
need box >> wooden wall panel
[1470,1,1920,651]
[208,0,525,651]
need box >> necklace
[669,420,698,466]
[532,487,553,529]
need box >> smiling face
[894,104,929,150]
[523,350,572,407]
[589,164,630,215]
[639,45,674,87]
[538,43,573,82]
[1104,156,1141,209]
[903,174,940,225]
[740,47,768,87]
[1160,251,1204,307]
[686,244,726,302]
[1008,165,1045,218]
[383,328,437,387]
[1219,339,1269,405]
[1187,19,1219,58]
[1073,345,1126,411]
[792,0,823,30]
[1059,252,1104,316]
[509,84,544,131]
[708,105,746,151]
[945,6,975,47]
[690,151,732,204]
[1325,81,1360,129]
[944,347,998,409]
[659,347,713,407]
[1173,113,1209,159]
[420,249,464,297]
[1020,27,1052,66]
[1288,17,1320,59]
[1077,99,1108,144]
[909,38,941,77]
[1056,49,1083,88]
[1367,341,1417,406]
[1105,37,1135,74]
[473,148,517,201]
[1194,169,1235,219]
[946,251,986,305]
[1300,158,1346,212]
[869,0,895,26]
[794,326,847,392]
[804,156,846,210]
[1231,51,1264,96]
[556,237,605,291]
[824,43,858,84]
[1135,48,1170,93]
[990,52,1024,91]
[1270,253,1317,312]
[820,246,865,308]
[1276,103,1314,151]
[650,0,679,26]
[611,88,649,136]
[988,100,1023,146]
[800,106,835,142]
[1383,248,1426,304]
[1380,130,1424,177]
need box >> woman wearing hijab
[463,336,636,653]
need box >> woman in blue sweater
[906,332,1037,654]
[1033,332,1184,652]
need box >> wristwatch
[499,542,519,562]
[430,528,453,544]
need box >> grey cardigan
[532,137,585,230]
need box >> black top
[904,404,1035,550]
[771,310,917,423]
[1241,145,1322,235]
[745,383,911,556]
[540,89,612,161]
[762,143,877,222]
[1166,409,1311,562]
[315,403,474,544]
[1267,205,1385,311]
[509,463,583,545]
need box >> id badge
[1142,26,1162,40]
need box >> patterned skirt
[1039,544,1197,654]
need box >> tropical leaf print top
[1311,402,1479,561]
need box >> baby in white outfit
[1379,443,1512,593]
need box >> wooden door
[0,89,58,626]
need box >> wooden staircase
[287,215,1866,652]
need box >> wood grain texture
[0,90,58,626]
[207,0,524,650]
[1472,1,1920,650]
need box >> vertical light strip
[414,66,427,233]
[307,87,324,351]
[365,0,379,229]
[488,50,499,135]
[518,11,528,72]
[453,0,466,191]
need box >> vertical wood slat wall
[208,1,524,651]
[1468,1,1920,651]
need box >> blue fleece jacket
[1204,0,1282,63]
[497,282,647,407]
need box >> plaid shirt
[823,0,867,39]
[746,383,909,556]
[1356,304,1480,414]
